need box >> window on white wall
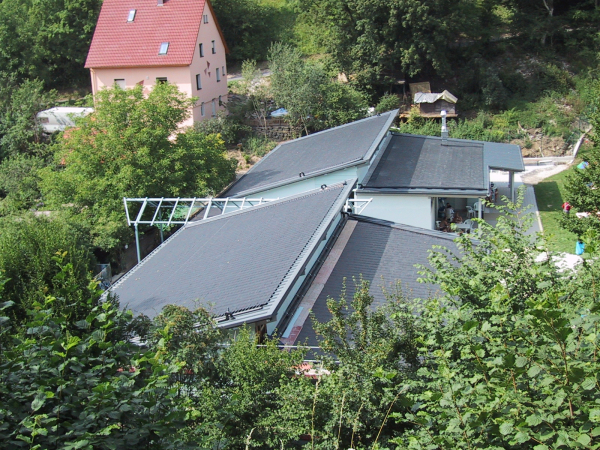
[201,102,205,116]
[203,14,208,23]
[156,77,167,84]
[216,68,220,82]
[127,9,136,21]
[114,79,126,89]
[196,74,202,90]
[199,43,204,57]
[212,99,216,117]
[222,66,225,76]
[211,40,215,54]
[158,42,169,55]
[219,95,223,106]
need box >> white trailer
[36,107,94,133]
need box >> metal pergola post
[134,223,141,263]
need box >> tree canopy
[40,83,236,253]
[0,0,101,88]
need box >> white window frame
[203,14,208,23]
[158,42,169,55]
[211,40,216,54]
[196,74,202,90]
[114,79,126,89]
[199,43,204,57]
[216,68,220,82]
[127,9,136,22]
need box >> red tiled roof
[85,0,208,68]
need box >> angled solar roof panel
[109,181,355,326]
[223,111,398,197]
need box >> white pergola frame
[345,197,372,215]
[124,196,277,263]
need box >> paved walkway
[486,170,543,236]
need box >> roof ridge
[258,180,355,321]
[190,182,350,228]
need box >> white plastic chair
[466,206,475,219]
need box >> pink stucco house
[85,0,229,127]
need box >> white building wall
[266,213,343,335]
[355,193,433,229]
[246,166,360,199]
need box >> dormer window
[158,42,169,55]
[127,9,136,22]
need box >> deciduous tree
[40,83,236,253]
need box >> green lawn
[533,168,579,253]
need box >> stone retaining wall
[246,118,299,141]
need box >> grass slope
[534,168,578,253]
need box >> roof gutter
[356,187,488,196]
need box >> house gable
[85,0,227,69]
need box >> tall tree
[40,83,236,253]
[0,0,101,87]
[292,0,494,88]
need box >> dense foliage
[0,261,186,449]
[211,0,295,61]
[0,0,101,88]
[0,217,94,326]
[268,43,368,135]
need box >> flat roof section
[223,111,397,197]
[362,134,486,190]
[110,182,353,321]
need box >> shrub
[375,93,401,113]
[242,135,277,157]
[193,111,251,146]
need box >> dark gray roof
[484,142,525,172]
[362,134,485,190]
[110,182,353,321]
[294,216,458,347]
[223,111,397,197]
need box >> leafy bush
[396,194,600,449]
[0,216,94,325]
[193,111,251,146]
[314,81,368,130]
[0,283,187,449]
[375,93,401,113]
[0,76,56,158]
[0,154,45,214]
[241,135,277,157]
